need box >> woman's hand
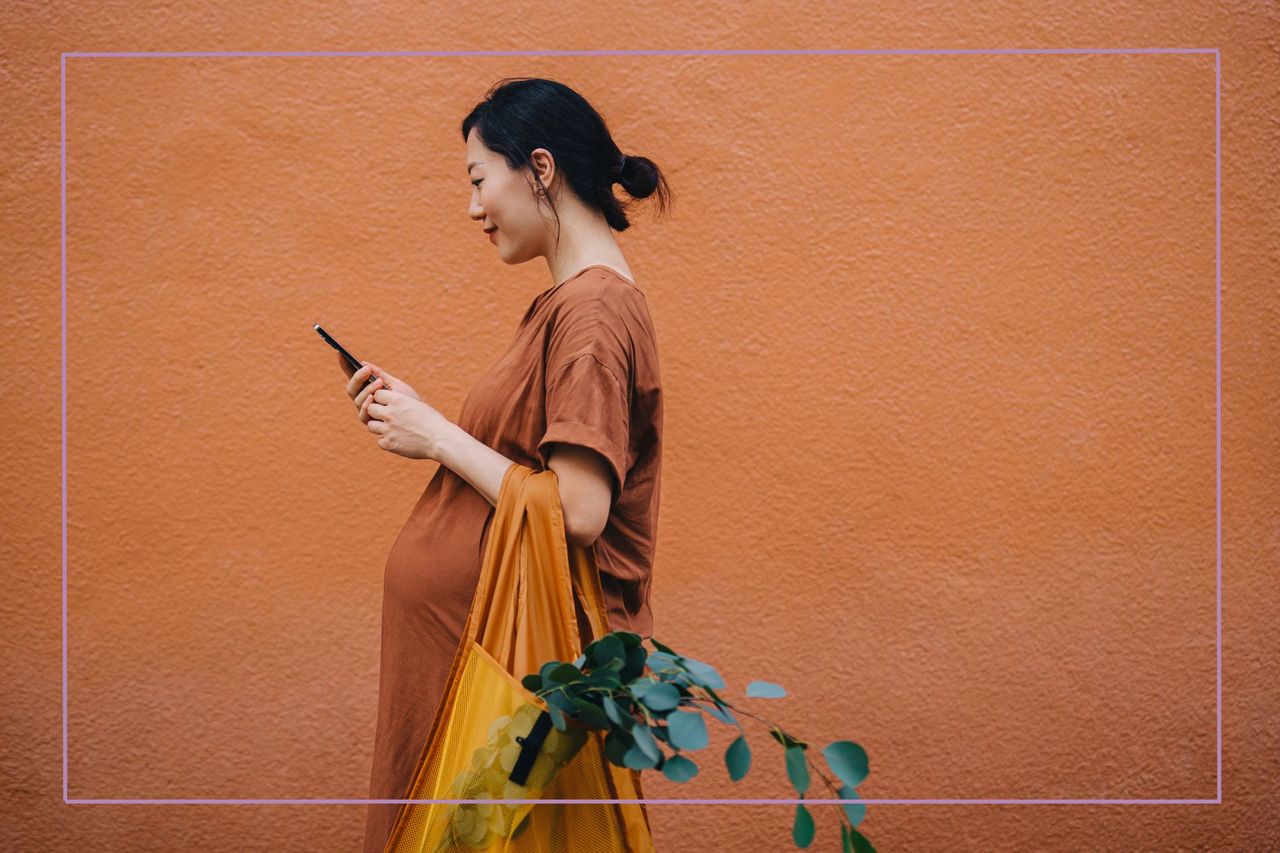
[339,354,452,461]
[364,388,456,461]
[341,354,423,421]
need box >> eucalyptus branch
[680,689,855,825]
[519,632,876,851]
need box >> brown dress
[363,265,663,852]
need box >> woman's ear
[530,147,556,194]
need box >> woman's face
[466,128,552,264]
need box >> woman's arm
[437,425,613,549]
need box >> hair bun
[617,154,659,200]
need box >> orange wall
[4,3,1278,851]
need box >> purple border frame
[61,48,1223,808]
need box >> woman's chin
[498,246,531,265]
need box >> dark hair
[460,77,674,246]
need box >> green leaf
[604,730,632,767]
[521,673,543,693]
[584,668,623,690]
[614,631,643,647]
[724,734,751,782]
[621,645,649,681]
[666,709,709,751]
[631,723,662,763]
[550,662,584,684]
[602,695,626,726]
[669,671,698,691]
[647,651,682,673]
[629,677,658,699]
[661,753,699,783]
[639,682,681,712]
[588,634,625,668]
[680,657,726,690]
[623,741,658,770]
[545,690,576,715]
[647,709,674,726]
[540,660,563,684]
[648,637,678,656]
[745,680,787,698]
[570,697,611,729]
[785,745,810,794]
[607,696,638,730]
[841,823,853,853]
[546,703,566,732]
[822,741,869,789]
[791,802,815,848]
[563,679,592,698]
[837,784,866,827]
[849,826,877,853]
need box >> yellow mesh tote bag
[385,462,655,853]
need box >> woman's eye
[471,180,482,187]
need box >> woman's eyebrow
[467,161,485,174]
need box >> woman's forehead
[465,128,492,161]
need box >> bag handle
[467,462,612,670]
[525,464,612,641]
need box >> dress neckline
[554,263,637,288]
[521,264,639,327]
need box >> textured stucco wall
[3,2,1278,851]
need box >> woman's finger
[354,376,383,409]
[340,352,364,381]
[347,363,375,399]
[354,375,382,407]
[361,391,380,421]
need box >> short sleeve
[537,353,630,503]
[536,293,635,502]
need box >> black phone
[313,323,377,390]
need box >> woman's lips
[488,229,497,244]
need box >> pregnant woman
[342,77,674,853]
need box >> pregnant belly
[382,491,492,633]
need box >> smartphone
[313,323,377,390]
